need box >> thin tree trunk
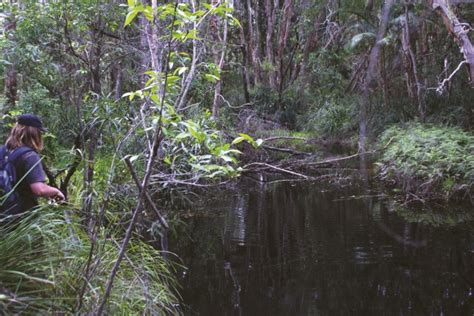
[176,0,200,110]
[114,62,123,101]
[245,0,258,85]
[149,0,163,75]
[238,0,252,100]
[212,4,228,118]
[240,43,251,103]
[380,47,390,111]
[403,4,426,120]
[4,11,17,107]
[265,0,278,88]
[253,0,263,84]
[83,14,103,221]
[276,0,293,108]
[401,22,416,100]
[360,0,395,153]
[139,15,151,86]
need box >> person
[1,114,65,216]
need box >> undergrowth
[377,123,474,202]
[0,206,180,314]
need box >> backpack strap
[0,146,7,168]
[6,146,35,166]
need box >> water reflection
[174,179,474,315]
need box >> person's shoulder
[17,147,40,162]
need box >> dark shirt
[15,150,46,212]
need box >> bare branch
[432,60,468,94]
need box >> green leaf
[204,74,220,83]
[143,6,154,21]
[231,137,245,145]
[124,9,139,27]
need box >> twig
[434,60,467,94]
[151,179,230,187]
[262,145,311,156]
[60,133,83,197]
[303,152,371,166]
[244,162,309,179]
[263,136,308,142]
[125,157,168,230]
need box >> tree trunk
[276,0,293,107]
[380,46,390,111]
[149,0,163,75]
[360,0,395,153]
[245,0,258,85]
[253,0,263,84]
[176,0,200,110]
[114,62,123,101]
[402,4,426,120]
[139,15,151,86]
[240,44,251,104]
[211,0,229,118]
[238,0,251,102]
[4,12,17,107]
[83,14,103,219]
[265,0,278,88]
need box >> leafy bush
[156,108,242,180]
[377,123,474,201]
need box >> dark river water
[172,177,474,315]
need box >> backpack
[0,146,34,215]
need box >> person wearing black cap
[1,114,64,215]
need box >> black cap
[17,114,47,132]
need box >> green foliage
[303,97,358,136]
[232,133,263,148]
[0,207,180,314]
[377,123,474,199]
[158,109,243,179]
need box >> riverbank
[235,122,473,205]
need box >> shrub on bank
[377,123,474,202]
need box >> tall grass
[0,206,181,314]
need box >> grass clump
[377,123,474,202]
[0,207,180,314]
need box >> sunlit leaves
[124,1,152,26]
[231,133,263,148]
